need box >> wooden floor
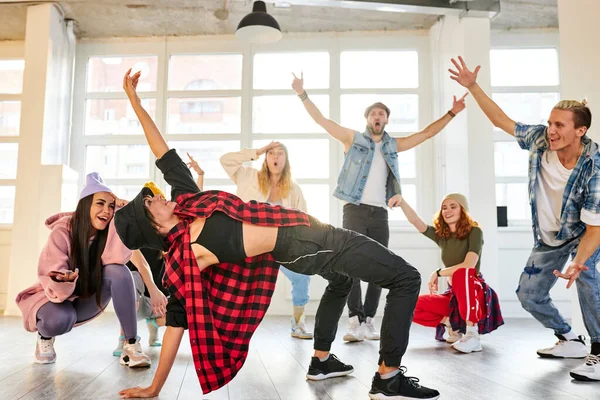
[0,314,598,400]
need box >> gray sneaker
[291,315,313,339]
[35,334,56,364]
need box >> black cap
[114,187,167,251]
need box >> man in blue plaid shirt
[450,56,600,382]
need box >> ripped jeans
[516,239,600,343]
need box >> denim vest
[333,130,402,204]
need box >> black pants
[343,203,389,323]
[271,215,420,366]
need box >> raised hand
[291,72,304,95]
[449,56,481,89]
[123,68,142,102]
[116,198,129,208]
[186,152,204,176]
[257,141,281,156]
[450,92,469,115]
[554,263,588,289]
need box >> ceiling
[0,0,558,40]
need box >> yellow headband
[143,181,165,197]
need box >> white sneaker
[451,331,482,353]
[291,315,313,339]
[343,316,364,342]
[570,354,600,381]
[445,328,462,344]
[363,317,380,340]
[35,334,56,364]
[120,336,151,368]
[537,335,588,359]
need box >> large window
[79,56,159,199]
[0,59,24,224]
[491,47,560,225]
[340,51,419,221]
[72,39,428,226]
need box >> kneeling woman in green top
[399,193,503,353]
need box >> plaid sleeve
[514,123,547,151]
[581,170,600,226]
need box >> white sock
[319,354,330,362]
[563,330,579,341]
[380,369,400,380]
[466,325,478,335]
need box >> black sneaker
[306,353,354,380]
[368,367,440,399]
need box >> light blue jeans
[280,266,310,306]
[516,238,600,343]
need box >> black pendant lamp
[236,1,282,43]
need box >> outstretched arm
[123,69,169,158]
[119,326,185,398]
[395,93,468,152]
[397,197,427,233]
[291,72,354,150]
[449,56,516,135]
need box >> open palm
[449,56,480,89]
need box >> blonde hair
[553,99,592,130]
[257,143,293,198]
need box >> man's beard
[368,122,385,135]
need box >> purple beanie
[79,172,114,200]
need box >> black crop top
[193,211,247,263]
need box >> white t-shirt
[535,150,573,246]
[360,141,387,208]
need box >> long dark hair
[69,194,109,308]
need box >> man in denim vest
[292,73,466,344]
[450,56,600,382]
[292,73,466,341]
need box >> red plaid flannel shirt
[434,274,504,341]
[163,190,309,394]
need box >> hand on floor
[119,386,158,398]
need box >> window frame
[0,41,25,228]
[71,34,433,228]
[491,31,560,227]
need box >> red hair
[433,205,478,240]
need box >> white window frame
[491,30,560,227]
[0,42,25,228]
[72,33,433,228]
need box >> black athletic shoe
[306,353,354,380]
[368,367,440,399]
